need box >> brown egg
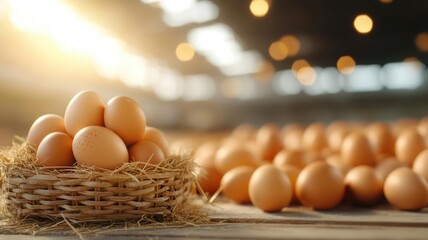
[302,122,327,152]
[327,120,350,153]
[104,96,146,145]
[384,167,428,210]
[395,128,425,166]
[303,151,324,165]
[221,166,255,204]
[417,117,428,138]
[413,149,428,183]
[27,114,66,149]
[276,164,300,203]
[36,132,75,167]
[142,127,170,156]
[345,166,383,206]
[375,158,406,183]
[194,142,222,195]
[215,144,260,174]
[365,122,395,158]
[249,164,292,212]
[296,161,345,210]
[392,118,418,137]
[256,123,283,161]
[341,131,376,167]
[273,150,306,170]
[73,126,129,170]
[64,90,105,137]
[129,140,165,165]
[281,123,304,150]
[326,154,351,176]
[231,124,256,141]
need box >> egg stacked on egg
[27,90,169,169]
[194,120,428,212]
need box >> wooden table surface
[1,200,427,240]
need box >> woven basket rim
[0,139,200,223]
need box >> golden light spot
[254,61,275,82]
[354,14,373,34]
[269,41,288,61]
[280,35,301,56]
[337,56,356,75]
[291,59,310,75]
[249,0,269,18]
[415,32,428,52]
[403,57,420,63]
[297,67,316,86]
[176,42,195,61]
[379,0,393,3]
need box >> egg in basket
[0,90,200,222]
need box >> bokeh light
[354,14,373,34]
[291,59,310,76]
[403,57,420,63]
[268,41,288,61]
[249,0,269,18]
[297,66,317,86]
[336,56,356,75]
[280,35,301,56]
[379,0,393,4]
[176,42,195,61]
[415,32,428,52]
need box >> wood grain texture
[1,200,427,239]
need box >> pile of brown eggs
[194,120,428,212]
[27,90,169,169]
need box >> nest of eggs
[0,138,208,232]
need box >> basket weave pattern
[1,142,195,221]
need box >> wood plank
[1,222,428,240]
[1,200,427,239]
[207,201,428,227]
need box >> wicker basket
[0,140,197,222]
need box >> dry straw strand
[0,138,209,237]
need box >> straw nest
[0,137,209,236]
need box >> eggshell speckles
[72,126,128,170]
[36,132,75,167]
[27,114,66,149]
[104,96,146,145]
[64,90,105,137]
[249,164,292,212]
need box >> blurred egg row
[193,120,428,212]
[27,90,169,169]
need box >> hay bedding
[0,138,209,238]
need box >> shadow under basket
[0,140,199,222]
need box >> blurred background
[0,0,428,145]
